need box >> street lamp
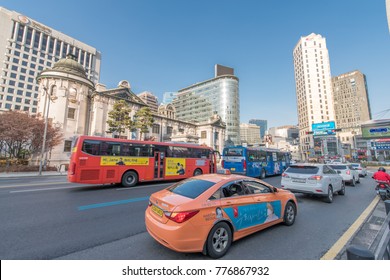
[38,85,56,175]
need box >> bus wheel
[122,171,138,187]
[260,169,266,179]
[193,168,203,176]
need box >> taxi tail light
[309,175,323,181]
[282,173,289,178]
[165,210,200,223]
[242,159,247,171]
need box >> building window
[152,124,160,134]
[166,126,173,135]
[201,131,207,139]
[68,108,76,119]
[64,140,72,152]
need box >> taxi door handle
[256,198,263,202]
[225,201,232,205]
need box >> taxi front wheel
[206,222,232,259]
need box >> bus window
[82,140,100,155]
[171,146,190,158]
[224,148,243,156]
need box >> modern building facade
[137,91,159,113]
[0,6,101,114]
[162,91,178,104]
[240,123,261,145]
[268,125,299,140]
[293,33,336,159]
[172,65,240,145]
[332,70,372,150]
[249,119,267,141]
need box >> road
[0,173,377,260]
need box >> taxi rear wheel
[206,222,232,259]
[283,201,296,226]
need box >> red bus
[68,135,219,187]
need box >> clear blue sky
[2,0,389,128]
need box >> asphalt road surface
[0,173,377,259]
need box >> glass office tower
[173,71,240,145]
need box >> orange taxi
[145,170,298,258]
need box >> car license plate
[231,168,235,171]
[292,178,306,183]
[151,205,163,217]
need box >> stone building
[36,55,226,166]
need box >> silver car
[328,164,360,186]
[281,164,345,203]
[350,163,367,177]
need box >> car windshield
[167,178,215,199]
[351,164,360,168]
[285,165,319,174]
[329,165,347,170]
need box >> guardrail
[347,200,390,260]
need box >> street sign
[370,139,390,150]
[312,121,336,136]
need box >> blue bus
[221,146,291,179]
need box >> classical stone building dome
[52,54,87,78]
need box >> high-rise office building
[332,70,372,129]
[249,119,267,141]
[137,91,159,113]
[332,70,372,149]
[240,123,261,145]
[293,33,336,159]
[0,6,101,114]
[172,65,240,145]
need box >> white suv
[328,164,360,186]
[281,164,345,203]
[350,163,367,177]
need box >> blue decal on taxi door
[223,201,281,230]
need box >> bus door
[154,152,165,179]
[210,151,220,173]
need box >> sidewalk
[336,198,389,259]
[0,171,66,177]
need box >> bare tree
[0,111,62,160]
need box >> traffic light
[305,131,314,135]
